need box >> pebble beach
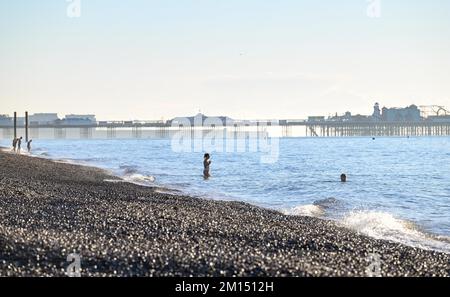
[0,149,449,277]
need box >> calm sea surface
[2,136,450,253]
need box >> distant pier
[2,104,450,139]
[2,119,450,139]
[294,120,450,137]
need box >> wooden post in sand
[25,111,29,142]
[13,112,17,139]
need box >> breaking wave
[122,173,156,185]
[342,211,450,254]
[104,173,156,187]
[282,198,344,217]
[282,203,450,253]
[283,204,325,217]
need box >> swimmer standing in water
[17,137,23,154]
[203,153,211,179]
[12,137,17,152]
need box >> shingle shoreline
[0,150,448,276]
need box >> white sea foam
[53,159,77,165]
[122,173,156,185]
[104,179,124,183]
[154,188,180,195]
[342,211,450,254]
[283,204,325,217]
[105,173,156,186]
[284,206,450,253]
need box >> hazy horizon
[1,0,449,121]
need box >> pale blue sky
[1,0,449,120]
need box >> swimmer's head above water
[340,174,347,182]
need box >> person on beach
[203,153,211,179]
[341,173,347,182]
[17,137,22,154]
[12,137,18,152]
[27,139,33,153]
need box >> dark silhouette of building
[372,103,382,120]
[381,105,421,122]
[170,113,234,126]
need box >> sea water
[3,136,450,253]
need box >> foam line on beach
[104,173,156,187]
[15,145,150,186]
[282,204,325,217]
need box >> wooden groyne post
[13,112,17,139]
[25,111,29,142]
